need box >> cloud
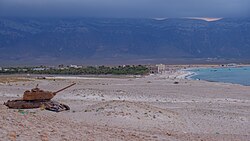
[0,0,249,17]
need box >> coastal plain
[0,72,250,141]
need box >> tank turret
[23,83,76,101]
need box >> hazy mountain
[0,17,250,65]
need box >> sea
[186,66,250,86]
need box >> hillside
[0,18,250,65]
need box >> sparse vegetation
[0,65,149,75]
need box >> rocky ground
[0,73,250,141]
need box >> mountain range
[0,17,250,65]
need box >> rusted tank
[4,83,76,112]
[23,83,76,101]
[4,100,70,112]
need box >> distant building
[58,64,67,70]
[156,64,166,73]
[147,65,158,74]
[148,64,166,74]
[33,68,46,71]
[70,65,78,68]
[18,69,28,72]
[58,64,64,68]
[70,65,83,68]
[0,67,2,71]
[226,63,237,67]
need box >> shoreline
[176,65,250,87]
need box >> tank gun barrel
[53,83,76,95]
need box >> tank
[23,83,76,101]
[4,83,76,112]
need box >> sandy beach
[0,71,250,141]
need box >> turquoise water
[188,66,250,86]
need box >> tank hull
[4,100,70,112]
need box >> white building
[156,64,166,73]
[70,65,83,68]
[18,68,28,72]
[227,63,237,67]
[33,68,46,71]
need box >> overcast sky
[0,0,249,18]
